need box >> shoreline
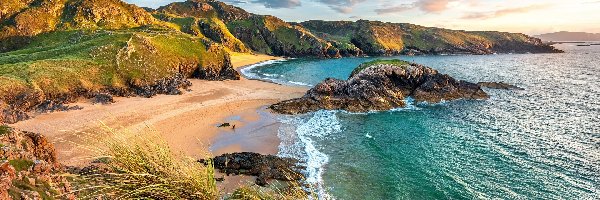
[11,53,306,167]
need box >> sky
[124,0,600,35]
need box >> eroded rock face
[0,72,199,124]
[199,152,305,186]
[0,126,75,199]
[271,60,489,114]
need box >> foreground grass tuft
[0,125,10,135]
[72,126,218,199]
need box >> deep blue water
[246,44,600,199]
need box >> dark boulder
[478,82,525,90]
[91,93,115,105]
[199,152,305,186]
[271,60,489,114]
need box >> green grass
[9,177,59,200]
[0,28,229,102]
[9,159,34,171]
[72,126,218,199]
[0,125,10,135]
[352,59,411,76]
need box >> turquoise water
[247,44,600,199]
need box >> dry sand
[12,53,307,167]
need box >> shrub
[0,125,10,135]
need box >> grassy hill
[300,20,562,55]
[0,0,240,124]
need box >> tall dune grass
[67,124,311,199]
[71,125,217,199]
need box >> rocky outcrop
[61,0,156,29]
[271,60,489,114]
[199,152,305,186]
[0,126,74,199]
[0,0,157,51]
[226,15,336,58]
[156,0,251,53]
[478,82,524,90]
[0,72,199,124]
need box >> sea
[242,44,600,199]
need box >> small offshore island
[0,0,579,199]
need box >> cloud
[227,0,367,12]
[250,0,302,8]
[375,5,413,15]
[462,4,550,19]
[415,0,451,13]
[375,0,455,15]
[316,0,368,13]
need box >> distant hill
[535,31,600,41]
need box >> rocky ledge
[270,59,490,114]
[0,126,74,199]
[199,152,305,186]
[0,73,197,124]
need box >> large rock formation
[0,0,158,51]
[478,82,524,90]
[155,0,251,53]
[271,60,489,114]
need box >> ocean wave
[277,110,341,200]
[240,59,314,87]
[288,81,313,87]
[240,59,286,79]
[338,97,422,115]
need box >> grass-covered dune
[0,29,237,124]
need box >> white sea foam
[277,110,341,200]
[240,59,314,87]
[288,81,313,87]
[337,97,421,115]
[240,59,286,79]
[389,97,421,112]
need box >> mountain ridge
[0,0,562,56]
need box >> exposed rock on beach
[200,152,305,186]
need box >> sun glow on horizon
[125,0,600,35]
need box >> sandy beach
[12,53,306,167]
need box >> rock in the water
[478,82,525,90]
[271,60,489,114]
[199,152,305,186]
